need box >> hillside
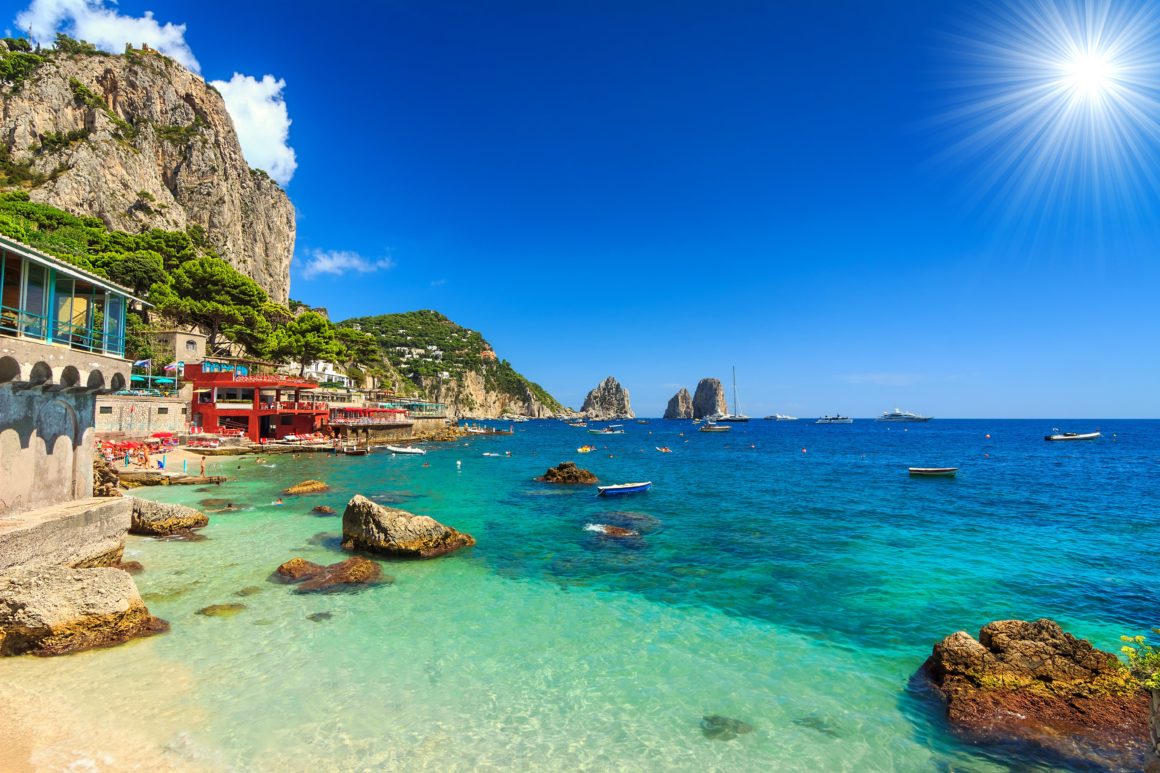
[342,310,563,417]
[0,35,294,301]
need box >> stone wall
[95,395,189,437]
[0,497,130,570]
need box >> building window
[158,407,169,415]
[182,407,188,415]
[98,406,112,414]
[185,339,197,352]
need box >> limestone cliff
[692,378,727,419]
[663,388,694,419]
[0,44,295,301]
[581,376,634,420]
[342,310,563,419]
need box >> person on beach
[200,457,206,476]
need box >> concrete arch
[110,372,126,391]
[0,356,19,384]
[86,369,106,391]
[59,365,81,389]
[28,361,52,386]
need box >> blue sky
[10,1,1160,417]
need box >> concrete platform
[0,497,131,571]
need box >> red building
[187,360,330,442]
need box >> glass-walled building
[0,234,133,358]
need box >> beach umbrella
[130,375,146,382]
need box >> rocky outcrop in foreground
[692,378,727,419]
[581,376,634,420]
[342,495,475,559]
[663,388,694,419]
[129,499,208,536]
[1,45,295,301]
[539,462,598,484]
[93,456,122,497]
[922,618,1149,768]
[274,556,385,593]
[0,565,167,656]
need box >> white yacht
[877,409,932,422]
[763,413,798,421]
[816,415,854,424]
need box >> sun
[1061,49,1116,101]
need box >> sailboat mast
[732,365,739,416]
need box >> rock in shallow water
[196,603,246,618]
[273,556,388,593]
[341,494,475,559]
[284,480,329,495]
[129,498,209,536]
[539,461,598,484]
[701,714,754,740]
[0,566,167,656]
[922,618,1149,769]
[312,505,336,515]
[307,612,333,623]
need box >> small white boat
[384,445,426,455]
[909,467,958,477]
[699,421,731,433]
[763,414,798,421]
[588,425,626,435]
[482,452,503,457]
[597,481,652,496]
[878,409,932,422]
[816,415,853,424]
[1045,431,1101,442]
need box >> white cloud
[14,1,297,185]
[210,73,297,186]
[17,0,199,72]
[300,250,395,280]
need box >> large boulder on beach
[129,499,209,536]
[284,480,329,495]
[664,388,694,419]
[922,618,1149,768]
[0,565,168,656]
[540,461,598,484]
[342,494,475,558]
[273,556,385,593]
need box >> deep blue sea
[3,419,1156,771]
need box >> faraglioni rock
[922,618,1150,769]
[539,461,598,484]
[342,495,475,559]
[581,376,634,420]
[663,388,694,419]
[129,498,209,536]
[0,565,168,656]
[0,44,295,301]
[692,378,728,419]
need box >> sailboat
[714,366,750,422]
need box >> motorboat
[566,421,588,428]
[909,467,958,477]
[699,421,731,433]
[763,414,798,421]
[588,425,626,435]
[816,415,853,424]
[384,445,426,455]
[597,481,652,497]
[878,409,932,422]
[1045,431,1101,441]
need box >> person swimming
[272,498,284,506]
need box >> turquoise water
[3,419,1156,771]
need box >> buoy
[985,434,991,439]
[802,448,807,453]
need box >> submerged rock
[701,714,754,740]
[273,556,386,593]
[584,523,639,538]
[539,461,598,484]
[307,612,333,623]
[663,388,694,419]
[0,566,167,656]
[284,480,329,495]
[129,499,209,536]
[234,586,264,597]
[196,603,246,618]
[922,618,1149,768]
[342,494,475,559]
[114,560,145,575]
[312,505,336,515]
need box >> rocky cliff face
[420,369,558,419]
[0,46,295,301]
[692,378,727,418]
[664,388,694,419]
[581,376,634,420]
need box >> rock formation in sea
[342,494,475,559]
[692,378,728,419]
[539,461,598,484]
[0,43,295,301]
[274,556,386,593]
[129,499,209,536]
[0,565,167,656]
[284,480,329,495]
[922,618,1150,769]
[581,376,634,420]
[663,388,694,419]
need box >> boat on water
[597,481,652,497]
[816,415,853,424]
[588,425,626,435]
[699,421,731,433]
[636,419,650,424]
[577,445,597,453]
[566,421,588,428]
[878,409,932,422]
[714,366,750,422]
[384,445,426,455]
[763,414,798,421]
[655,446,673,453]
[1045,430,1101,442]
[909,467,958,477]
